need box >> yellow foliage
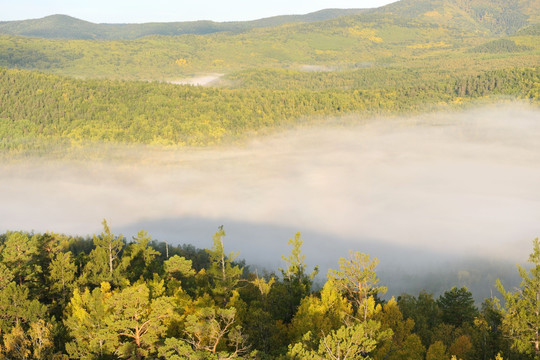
[347,27,383,43]
[424,10,442,17]
[314,49,338,56]
[289,280,352,342]
[3,325,31,359]
[251,275,275,297]
[70,289,89,323]
[100,281,111,295]
[407,41,450,49]
[175,58,188,66]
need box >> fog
[1,103,539,298]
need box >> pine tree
[206,226,243,304]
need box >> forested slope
[1,66,537,152]
[0,0,537,81]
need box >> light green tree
[0,232,40,286]
[289,279,352,345]
[289,320,391,360]
[328,251,386,321]
[280,232,318,288]
[84,220,124,286]
[289,251,392,359]
[49,251,77,304]
[157,337,200,360]
[183,306,250,359]
[119,230,160,283]
[269,233,318,324]
[206,226,243,303]
[165,255,196,279]
[0,282,47,334]
[107,283,175,359]
[64,283,117,359]
[497,238,540,359]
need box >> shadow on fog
[1,102,537,301]
[118,215,522,302]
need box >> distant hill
[0,0,537,42]
[375,0,538,35]
[0,9,368,40]
[0,0,537,81]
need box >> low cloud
[1,102,539,296]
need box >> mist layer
[1,103,539,286]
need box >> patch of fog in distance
[1,103,539,273]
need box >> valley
[0,0,539,358]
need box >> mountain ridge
[0,9,369,40]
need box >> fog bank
[1,103,539,296]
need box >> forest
[0,66,538,153]
[0,223,538,360]
[0,0,539,358]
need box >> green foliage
[437,287,478,328]
[427,340,450,360]
[206,226,244,303]
[373,298,426,360]
[0,65,537,154]
[164,255,196,279]
[469,39,533,53]
[49,251,77,304]
[0,232,40,286]
[288,279,352,345]
[106,284,175,359]
[289,320,392,360]
[398,290,441,347]
[119,230,160,283]
[268,233,318,324]
[0,225,537,359]
[81,220,125,287]
[64,284,117,359]
[182,306,250,358]
[497,238,540,359]
[0,282,47,332]
[280,233,318,287]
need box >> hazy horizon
[0,0,397,24]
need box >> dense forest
[0,222,538,359]
[0,66,538,153]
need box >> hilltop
[0,0,538,41]
[0,9,368,40]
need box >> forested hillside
[0,0,538,81]
[0,66,537,153]
[0,224,538,359]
